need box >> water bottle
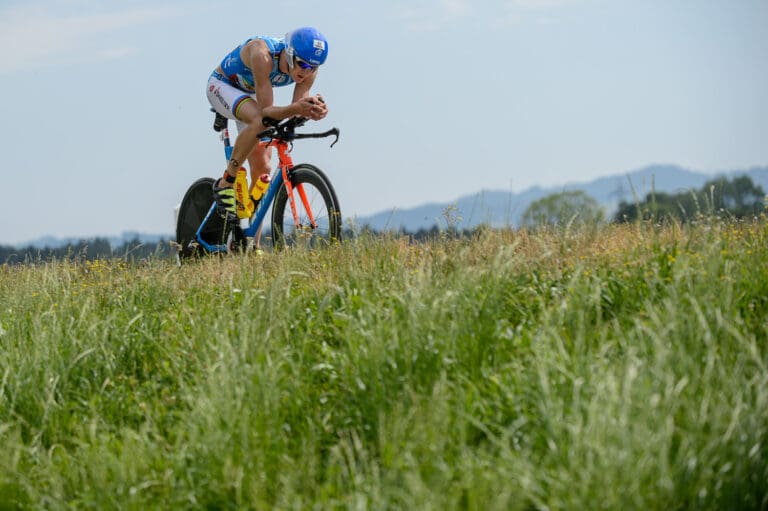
[234,168,254,219]
[251,173,271,201]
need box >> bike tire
[271,164,342,250]
[176,177,228,260]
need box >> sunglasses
[294,57,318,71]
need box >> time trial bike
[175,112,342,261]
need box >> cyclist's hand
[296,95,328,121]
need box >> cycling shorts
[206,73,252,133]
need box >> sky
[1,0,767,245]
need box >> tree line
[613,175,765,222]
[0,238,174,265]
[3,176,764,264]
[522,175,766,227]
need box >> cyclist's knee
[234,98,262,125]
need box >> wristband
[223,172,236,184]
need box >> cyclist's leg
[234,121,272,249]
[207,76,270,246]
[245,143,269,249]
[235,119,273,188]
[226,99,276,183]
[206,76,263,185]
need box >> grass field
[1,220,766,510]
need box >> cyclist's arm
[292,75,327,121]
[241,41,281,120]
[242,41,319,122]
[291,73,316,102]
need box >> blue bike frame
[194,127,284,254]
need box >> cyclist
[206,27,330,219]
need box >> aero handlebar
[258,116,340,148]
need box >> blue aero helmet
[285,27,328,70]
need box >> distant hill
[350,164,768,232]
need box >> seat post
[211,109,232,161]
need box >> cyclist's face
[291,57,318,83]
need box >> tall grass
[0,219,766,510]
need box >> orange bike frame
[260,139,318,229]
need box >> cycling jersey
[215,36,294,92]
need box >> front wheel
[271,164,342,250]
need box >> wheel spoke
[271,164,341,249]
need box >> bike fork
[282,166,318,230]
